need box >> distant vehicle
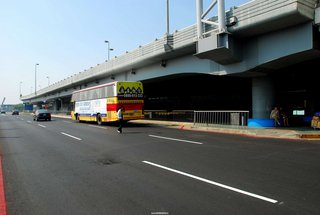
[0,110,5,114]
[33,109,51,121]
[12,110,19,115]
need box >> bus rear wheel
[97,114,102,125]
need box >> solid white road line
[61,132,82,141]
[149,134,203,145]
[27,121,32,123]
[38,124,46,128]
[143,161,278,204]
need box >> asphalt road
[0,113,320,215]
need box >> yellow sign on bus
[117,81,143,98]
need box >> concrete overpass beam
[195,32,242,64]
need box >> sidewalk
[51,115,320,140]
[132,120,320,140]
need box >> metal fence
[144,110,194,122]
[193,111,249,128]
[143,110,249,128]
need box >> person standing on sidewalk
[270,106,280,127]
[279,107,289,127]
[117,106,124,133]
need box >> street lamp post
[166,0,170,35]
[19,81,22,97]
[35,63,39,95]
[104,40,114,61]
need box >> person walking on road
[117,106,124,133]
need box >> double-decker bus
[71,81,144,124]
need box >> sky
[0,0,251,104]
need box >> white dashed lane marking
[149,134,203,145]
[61,132,82,141]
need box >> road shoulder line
[0,158,7,215]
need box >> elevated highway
[21,0,320,122]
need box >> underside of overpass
[143,74,252,112]
[142,55,320,126]
[32,50,320,124]
[32,55,320,127]
[270,58,320,126]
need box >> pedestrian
[279,107,289,127]
[270,106,280,127]
[117,106,124,133]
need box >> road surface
[0,113,320,214]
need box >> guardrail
[143,110,249,128]
[193,110,249,128]
[144,110,194,122]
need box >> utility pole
[166,0,170,35]
[19,81,22,97]
[35,63,39,95]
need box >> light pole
[35,63,39,95]
[47,76,50,86]
[104,40,114,61]
[19,81,22,97]
[166,0,170,35]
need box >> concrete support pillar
[252,76,275,118]
[60,99,64,111]
[53,99,59,112]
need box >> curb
[180,126,302,140]
[177,125,319,140]
[299,134,320,139]
[0,158,7,215]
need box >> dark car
[33,109,51,121]
[12,110,19,115]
